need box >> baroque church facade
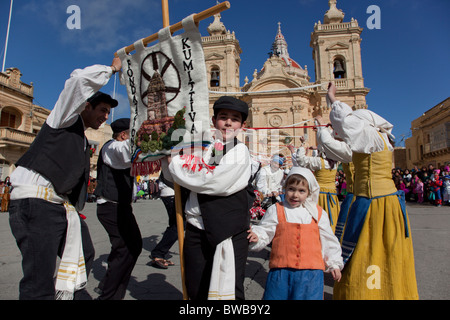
[202,0,369,164]
[0,0,371,179]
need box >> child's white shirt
[255,165,284,195]
[168,140,252,229]
[250,201,344,272]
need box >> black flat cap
[111,118,130,133]
[213,96,248,121]
[87,91,118,108]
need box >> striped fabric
[11,184,86,300]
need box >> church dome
[272,22,302,70]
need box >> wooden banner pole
[161,0,170,28]
[118,0,231,300]
[115,1,230,57]
[159,0,189,301]
[164,0,231,301]
[174,184,187,300]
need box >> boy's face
[285,181,309,208]
[212,109,245,142]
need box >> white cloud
[23,0,160,55]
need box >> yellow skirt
[333,195,419,300]
[318,186,340,232]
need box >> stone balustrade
[0,127,36,147]
[0,71,34,96]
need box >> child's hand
[331,268,342,282]
[247,229,259,243]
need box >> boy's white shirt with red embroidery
[163,138,252,300]
[166,139,251,229]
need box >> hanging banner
[117,14,210,176]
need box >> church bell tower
[310,0,370,110]
[202,13,242,98]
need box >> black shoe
[94,287,103,295]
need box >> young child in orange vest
[247,167,343,300]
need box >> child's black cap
[111,118,130,133]
[213,96,248,121]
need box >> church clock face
[140,51,181,106]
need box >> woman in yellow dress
[313,115,354,242]
[1,176,11,212]
[327,83,418,300]
[292,136,340,232]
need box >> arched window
[0,107,21,129]
[333,57,346,79]
[210,67,220,87]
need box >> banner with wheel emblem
[117,14,210,176]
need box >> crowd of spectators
[335,169,347,201]
[335,163,450,207]
[392,164,450,207]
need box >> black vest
[196,140,255,246]
[94,140,133,204]
[16,116,90,211]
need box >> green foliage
[135,107,187,154]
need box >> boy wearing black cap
[9,58,121,300]
[94,118,142,300]
[166,96,254,300]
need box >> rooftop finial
[207,12,226,35]
[324,0,344,24]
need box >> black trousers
[9,198,95,300]
[183,223,249,300]
[151,196,185,259]
[96,202,142,300]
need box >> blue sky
[1,0,449,147]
